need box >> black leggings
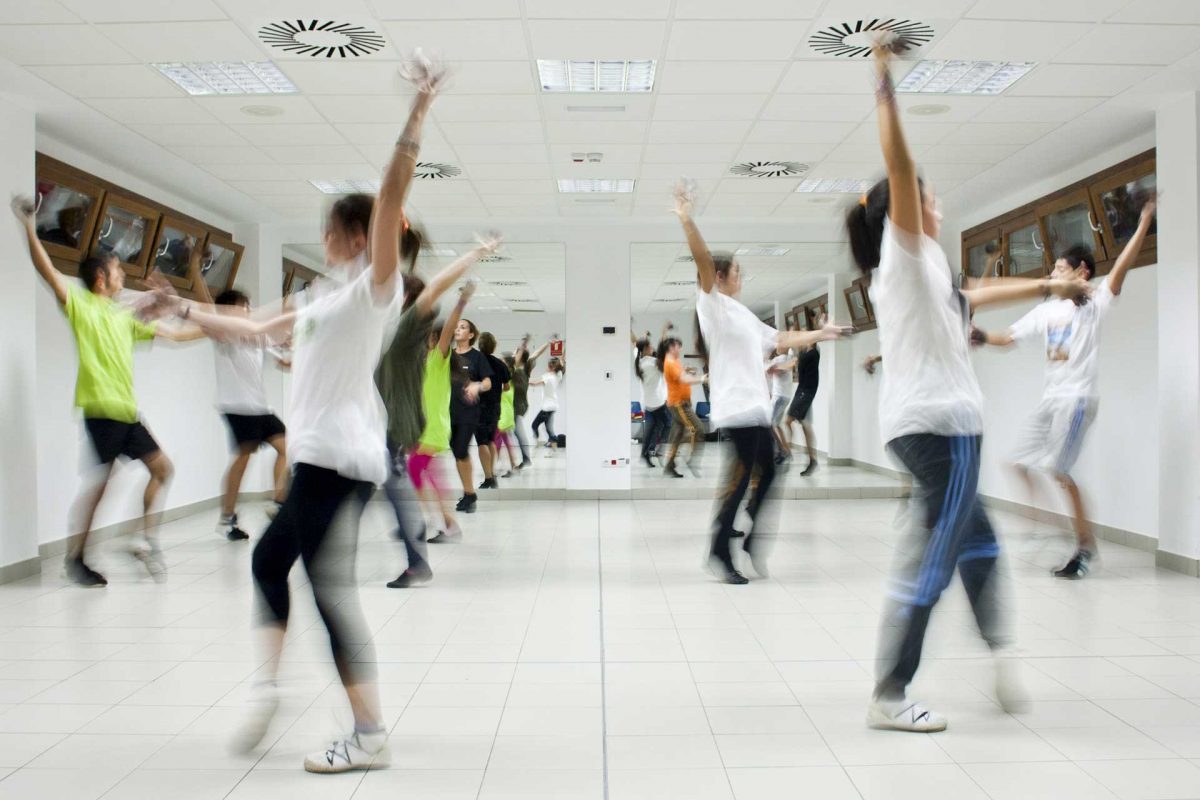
[641,405,671,458]
[532,410,556,441]
[252,463,376,685]
[711,426,777,567]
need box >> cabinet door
[201,237,244,296]
[34,163,105,270]
[1088,157,1156,271]
[843,284,871,328]
[962,227,1001,283]
[149,216,207,291]
[1038,189,1106,266]
[1002,212,1049,278]
[91,194,160,280]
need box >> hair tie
[401,210,410,233]
[859,194,868,208]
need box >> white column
[0,98,39,580]
[823,273,855,462]
[1156,94,1200,574]
[564,233,631,493]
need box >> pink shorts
[406,451,441,492]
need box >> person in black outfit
[442,317,492,521]
[786,342,820,475]
[476,331,511,488]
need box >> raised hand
[1140,193,1158,226]
[398,48,449,95]
[862,356,878,376]
[818,319,855,341]
[1048,276,1092,302]
[459,278,478,303]
[10,194,35,225]
[672,178,699,219]
[475,230,503,256]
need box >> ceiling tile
[1111,0,1200,24]
[382,20,528,60]
[714,179,800,196]
[278,61,406,95]
[842,121,957,145]
[455,144,549,164]
[541,95,655,121]
[673,0,822,18]
[0,1,81,23]
[435,94,542,122]
[58,0,227,22]
[890,95,995,124]
[195,96,327,125]
[926,20,1094,61]
[472,180,557,196]
[546,121,647,144]
[310,94,418,124]
[1057,24,1200,66]
[653,94,767,121]
[1007,64,1158,97]
[778,60,879,94]
[96,21,265,62]
[648,120,751,144]
[822,143,889,164]
[733,142,837,163]
[637,163,729,180]
[230,124,348,146]
[30,64,182,98]
[333,124,449,149]
[525,0,669,16]
[548,143,643,163]
[667,21,812,60]
[262,144,368,164]
[528,20,667,58]
[446,61,536,94]
[916,143,1023,163]
[818,0,975,17]
[656,61,787,94]
[439,121,546,145]
[761,93,873,122]
[938,122,1061,146]
[87,98,218,125]
[169,145,269,164]
[0,25,133,65]
[745,120,857,144]
[369,0,521,17]
[916,162,991,181]
[642,143,738,164]
[464,163,554,180]
[965,0,1129,21]
[555,162,641,179]
[228,179,316,196]
[204,162,298,181]
[132,124,249,147]
[970,96,1103,123]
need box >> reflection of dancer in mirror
[476,332,511,489]
[633,324,671,468]
[673,179,850,585]
[512,336,549,468]
[765,345,795,466]
[976,196,1156,579]
[785,341,821,475]
[187,251,289,542]
[495,355,521,476]
[659,336,706,478]
[12,197,203,586]
[855,40,1089,733]
[448,318,492,513]
[530,354,565,456]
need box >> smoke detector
[729,161,809,178]
[259,20,386,58]
[414,162,462,180]
[808,19,935,58]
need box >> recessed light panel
[735,247,790,256]
[557,179,635,193]
[897,61,1035,95]
[796,178,874,194]
[154,61,297,95]
[538,60,656,92]
[309,179,380,194]
[425,248,458,257]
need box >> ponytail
[633,337,650,380]
[656,336,681,371]
[845,177,924,275]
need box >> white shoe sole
[866,704,948,733]
[303,746,390,773]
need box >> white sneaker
[130,540,167,583]
[995,658,1031,714]
[230,685,280,754]
[304,729,390,773]
[866,698,947,732]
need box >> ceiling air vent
[675,256,695,263]
[653,297,690,303]
[490,280,527,287]
[665,280,695,286]
[259,20,386,58]
[513,308,544,313]
[478,255,512,263]
[808,19,934,58]
[729,161,808,178]
[415,162,462,180]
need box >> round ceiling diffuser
[729,161,809,178]
[414,162,462,180]
[479,255,511,263]
[808,19,934,58]
[258,19,386,58]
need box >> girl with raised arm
[855,40,1087,733]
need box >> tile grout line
[596,500,610,800]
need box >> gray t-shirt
[376,304,435,449]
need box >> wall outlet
[601,458,630,467]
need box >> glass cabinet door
[1094,169,1156,253]
[34,166,104,265]
[92,196,160,279]
[964,233,1001,280]
[151,218,206,289]
[1039,190,1106,264]
[1004,217,1047,277]
[201,239,244,295]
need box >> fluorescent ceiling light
[796,178,873,194]
[735,247,789,257]
[425,248,458,257]
[154,61,297,96]
[309,179,380,194]
[558,179,635,193]
[478,305,511,312]
[896,61,1035,95]
[538,60,656,92]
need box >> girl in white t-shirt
[672,180,848,585]
[529,355,565,455]
[852,40,1088,735]
[633,332,670,467]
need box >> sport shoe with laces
[304,729,390,773]
[65,557,107,588]
[219,513,250,541]
[866,697,947,732]
[1053,549,1092,579]
[130,540,167,583]
[387,563,433,588]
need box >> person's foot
[664,463,684,479]
[428,523,463,544]
[218,513,249,541]
[387,562,433,588]
[498,470,512,479]
[641,453,656,468]
[707,554,749,585]
[774,453,785,465]
[455,494,477,514]
[478,477,498,490]
[518,459,531,470]
[743,538,768,579]
[994,658,1031,714]
[866,697,947,732]
[230,683,280,754]
[686,460,701,478]
[801,460,818,477]
[130,540,167,583]
[266,501,283,521]
[304,729,390,773]
[64,556,107,588]
[1053,549,1093,579]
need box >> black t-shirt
[450,347,494,423]
[797,346,820,394]
[480,353,511,411]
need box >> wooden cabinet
[962,227,1001,282]
[800,294,830,330]
[843,280,875,330]
[1088,156,1156,275]
[34,161,105,272]
[200,237,244,297]
[1038,189,1106,266]
[150,216,208,291]
[283,258,320,298]
[1002,211,1048,278]
[91,194,160,281]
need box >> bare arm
[777,321,851,351]
[177,300,295,343]
[11,196,69,305]
[416,235,499,316]
[963,277,1088,312]
[862,355,883,375]
[672,180,717,293]
[1107,196,1156,296]
[529,342,550,362]
[871,41,923,240]
[438,284,474,357]
[154,321,207,342]
[980,330,1014,347]
[187,242,215,305]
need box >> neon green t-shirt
[64,285,157,423]
[418,348,452,453]
[499,386,514,431]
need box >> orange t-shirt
[664,358,690,406]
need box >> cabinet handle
[34,192,43,214]
[994,255,1004,277]
[1087,210,1103,233]
[1032,229,1044,251]
[100,216,114,239]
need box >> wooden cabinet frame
[962,227,1002,283]
[201,236,244,297]
[149,215,208,291]
[34,160,105,273]
[843,280,875,331]
[1088,156,1157,276]
[283,258,321,298]
[90,193,161,282]
[1036,188,1106,266]
[1000,209,1049,279]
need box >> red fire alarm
[550,339,564,357]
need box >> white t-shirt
[288,267,398,485]
[1009,280,1114,400]
[540,372,561,411]
[638,355,667,409]
[871,220,984,443]
[214,339,271,415]
[694,286,778,429]
[767,353,792,398]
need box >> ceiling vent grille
[479,255,511,263]
[653,297,690,303]
[808,19,934,58]
[675,256,695,263]
[415,162,462,180]
[729,161,809,178]
[259,20,386,58]
[490,280,527,286]
[664,280,695,286]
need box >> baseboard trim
[0,556,41,584]
[1156,549,1200,577]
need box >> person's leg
[450,423,477,511]
[742,427,778,576]
[1058,475,1094,552]
[800,419,817,467]
[222,447,254,518]
[514,414,531,464]
[665,406,686,474]
[710,427,756,583]
[134,448,173,581]
[546,412,557,452]
[683,404,703,473]
[383,444,427,576]
[266,434,288,505]
[1051,398,1098,565]
[479,432,495,480]
[531,412,546,441]
[66,460,115,581]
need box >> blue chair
[695,401,710,419]
[631,401,645,441]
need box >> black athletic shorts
[85,418,161,464]
[450,422,476,460]
[788,391,815,422]
[223,412,286,449]
[476,405,500,446]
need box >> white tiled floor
[2,467,1200,799]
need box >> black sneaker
[801,460,818,477]
[428,526,463,544]
[227,526,250,541]
[707,555,748,585]
[65,557,107,588]
[455,494,477,513]
[518,459,531,470]
[478,478,498,490]
[774,454,786,465]
[1053,550,1092,579]
[641,453,656,468]
[664,463,684,478]
[387,563,433,588]
[686,460,701,478]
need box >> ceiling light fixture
[908,103,950,116]
[735,247,790,257]
[796,178,873,194]
[478,305,511,312]
[897,61,1035,95]
[240,104,285,117]
[309,178,380,194]
[537,60,656,92]
[425,248,458,257]
[565,105,626,113]
[154,61,297,95]
[558,179,634,193]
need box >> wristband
[875,71,896,105]
[395,135,421,155]
[181,303,191,320]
